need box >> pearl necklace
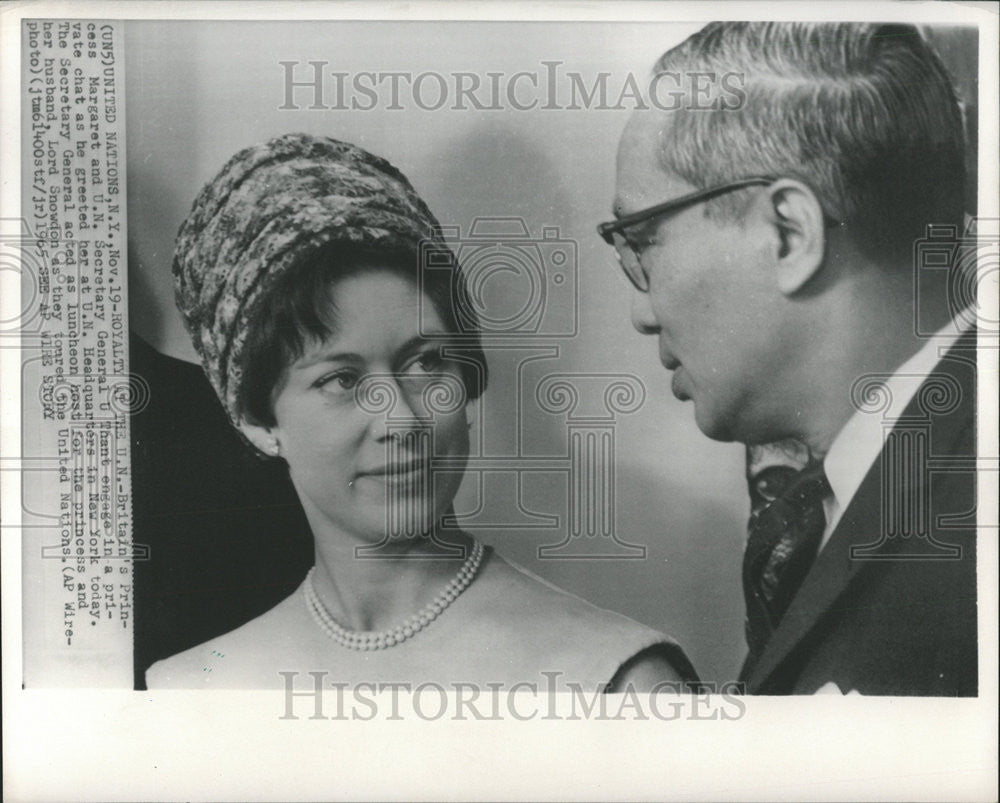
[303,540,486,651]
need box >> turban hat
[173,133,452,422]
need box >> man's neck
[791,271,954,457]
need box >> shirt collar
[823,311,974,518]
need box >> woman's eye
[315,370,360,393]
[409,348,445,374]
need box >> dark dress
[129,333,312,688]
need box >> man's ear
[763,179,826,296]
[238,418,281,457]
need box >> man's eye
[624,230,654,253]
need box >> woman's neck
[305,512,478,633]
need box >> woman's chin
[306,483,455,546]
[351,477,459,532]
[351,500,444,542]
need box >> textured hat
[173,133,449,422]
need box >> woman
[147,133,695,691]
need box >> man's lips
[660,352,680,371]
[660,351,689,399]
[670,368,689,400]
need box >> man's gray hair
[654,22,967,266]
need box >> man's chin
[669,365,690,401]
[693,409,790,446]
[692,404,739,444]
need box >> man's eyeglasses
[597,177,775,292]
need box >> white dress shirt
[819,313,974,550]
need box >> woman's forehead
[293,272,448,363]
[332,269,445,326]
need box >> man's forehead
[613,111,683,216]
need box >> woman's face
[243,267,471,542]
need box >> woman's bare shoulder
[466,549,660,644]
[466,548,698,685]
[476,550,644,624]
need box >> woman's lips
[356,459,428,480]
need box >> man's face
[613,112,785,443]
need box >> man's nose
[630,288,659,334]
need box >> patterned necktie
[742,461,831,665]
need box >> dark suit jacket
[741,329,978,695]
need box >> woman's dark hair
[236,241,488,427]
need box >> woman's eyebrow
[398,332,449,353]
[294,332,452,370]
[292,349,363,370]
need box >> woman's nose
[368,379,426,441]
[630,286,660,334]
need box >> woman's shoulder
[145,586,309,689]
[476,551,655,631]
[462,549,697,687]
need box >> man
[602,22,978,695]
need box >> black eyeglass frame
[597,176,777,244]
[597,176,776,291]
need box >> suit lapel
[742,327,977,692]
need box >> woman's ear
[764,179,826,296]
[238,418,281,457]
